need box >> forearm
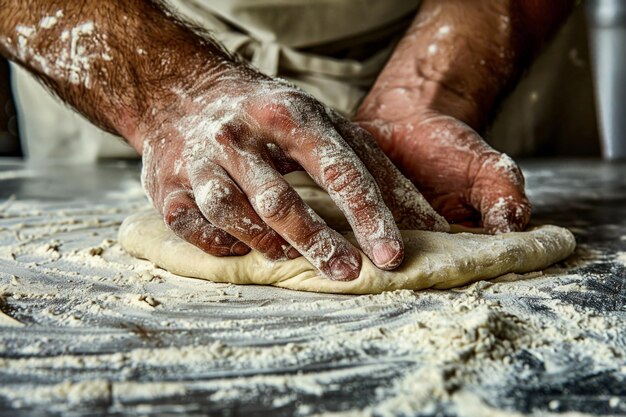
[359,0,574,131]
[0,0,234,151]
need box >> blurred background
[0,4,612,161]
[0,58,21,157]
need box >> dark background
[0,58,21,157]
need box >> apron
[12,0,420,161]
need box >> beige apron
[13,0,420,161]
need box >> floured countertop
[0,159,624,416]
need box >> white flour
[0,167,624,416]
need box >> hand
[139,65,447,281]
[0,0,447,280]
[347,0,575,234]
[355,101,531,234]
[352,0,538,234]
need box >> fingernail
[230,241,250,256]
[329,257,358,281]
[372,240,402,269]
[285,246,301,259]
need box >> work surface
[0,159,624,416]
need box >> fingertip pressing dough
[119,177,576,294]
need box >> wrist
[358,0,526,133]
[111,0,244,150]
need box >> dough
[119,177,576,294]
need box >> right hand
[0,0,445,281]
[139,65,448,281]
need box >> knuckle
[195,178,237,216]
[261,90,325,128]
[249,229,284,258]
[253,180,297,221]
[199,229,234,256]
[161,191,240,255]
[299,227,343,268]
[162,191,192,229]
[163,205,187,230]
[261,102,295,126]
[212,123,242,147]
[323,162,367,195]
[485,152,525,187]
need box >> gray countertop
[0,158,624,416]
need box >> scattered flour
[0,170,623,416]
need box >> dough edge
[118,211,576,295]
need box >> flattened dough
[119,176,576,294]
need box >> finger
[223,152,362,281]
[329,109,449,232]
[265,142,302,175]
[189,162,300,261]
[470,153,532,234]
[162,189,250,256]
[257,98,405,270]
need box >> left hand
[355,98,531,234]
[351,0,574,234]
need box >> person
[0,0,573,281]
